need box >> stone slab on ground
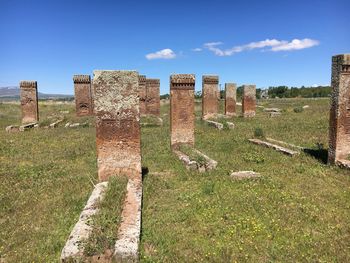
[5,125,20,133]
[268,112,281,117]
[266,137,304,151]
[230,171,261,179]
[49,119,64,128]
[61,182,108,262]
[226,122,235,129]
[19,122,38,131]
[173,148,217,172]
[336,159,350,169]
[114,178,142,262]
[205,120,223,130]
[263,108,281,112]
[249,138,299,156]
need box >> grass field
[1,98,350,262]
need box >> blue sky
[0,0,349,95]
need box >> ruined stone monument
[242,85,256,117]
[73,75,93,116]
[146,78,160,116]
[93,70,141,182]
[225,83,237,116]
[138,75,147,115]
[170,74,195,148]
[202,75,219,119]
[20,81,39,124]
[328,54,350,166]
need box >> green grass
[83,176,128,257]
[1,98,350,262]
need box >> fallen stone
[266,137,304,150]
[61,182,108,262]
[249,138,299,156]
[114,178,142,262]
[60,110,70,114]
[49,119,64,128]
[230,171,261,179]
[263,108,281,112]
[336,159,350,169]
[303,105,309,109]
[269,112,281,117]
[19,122,37,132]
[173,148,217,172]
[226,122,235,129]
[5,125,20,133]
[206,120,223,130]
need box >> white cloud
[145,48,176,60]
[192,48,203,52]
[203,38,319,56]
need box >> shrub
[254,127,265,138]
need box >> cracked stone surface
[94,70,141,182]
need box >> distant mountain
[0,87,74,99]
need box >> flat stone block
[230,171,261,179]
[249,138,299,156]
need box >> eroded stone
[170,74,195,149]
[202,75,219,120]
[20,81,39,124]
[73,75,93,116]
[242,85,256,117]
[146,78,160,116]
[225,83,236,116]
[94,70,141,182]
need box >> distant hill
[0,86,74,99]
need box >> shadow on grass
[303,148,328,164]
[142,167,149,180]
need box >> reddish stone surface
[170,74,195,149]
[73,75,93,116]
[328,54,350,164]
[138,75,147,115]
[93,70,141,182]
[146,78,160,116]
[225,83,236,116]
[242,85,256,117]
[202,75,219,119]
[20,81,39,124]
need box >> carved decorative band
[73,75,91,83]
[170,74,195,84]
[146,79,160,85]
[20,81,37,88]
[171,83,195,90]
[138,75,146,83]
[203,76,219,84]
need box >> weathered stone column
[20,81,39,124]
[138,75,147,115]
[146,78,160,116]
[170,74,195,149]
[93,70,141,182]
[242,85,256,117]
[202,75,219,119]
[328,54,350,165]
[73,75,93,116]
[225,83,237,116]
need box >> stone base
[61,182,108,262]
[243,112,256,118]
[205,120,223,130]
[336,159,350,169]
[114,178,142,262]
[249,138,299,156]
[230,171,261,179]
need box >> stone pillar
[138,75,147,115]
[146,78,160,116]
[242,85,256,117]
[93,70,141,182]
[202,75,219,120]
[20,81,39,124]
[225,83,236,116]
[170,74,195,149]
[328,54,350,165]
[73,75,93,116]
